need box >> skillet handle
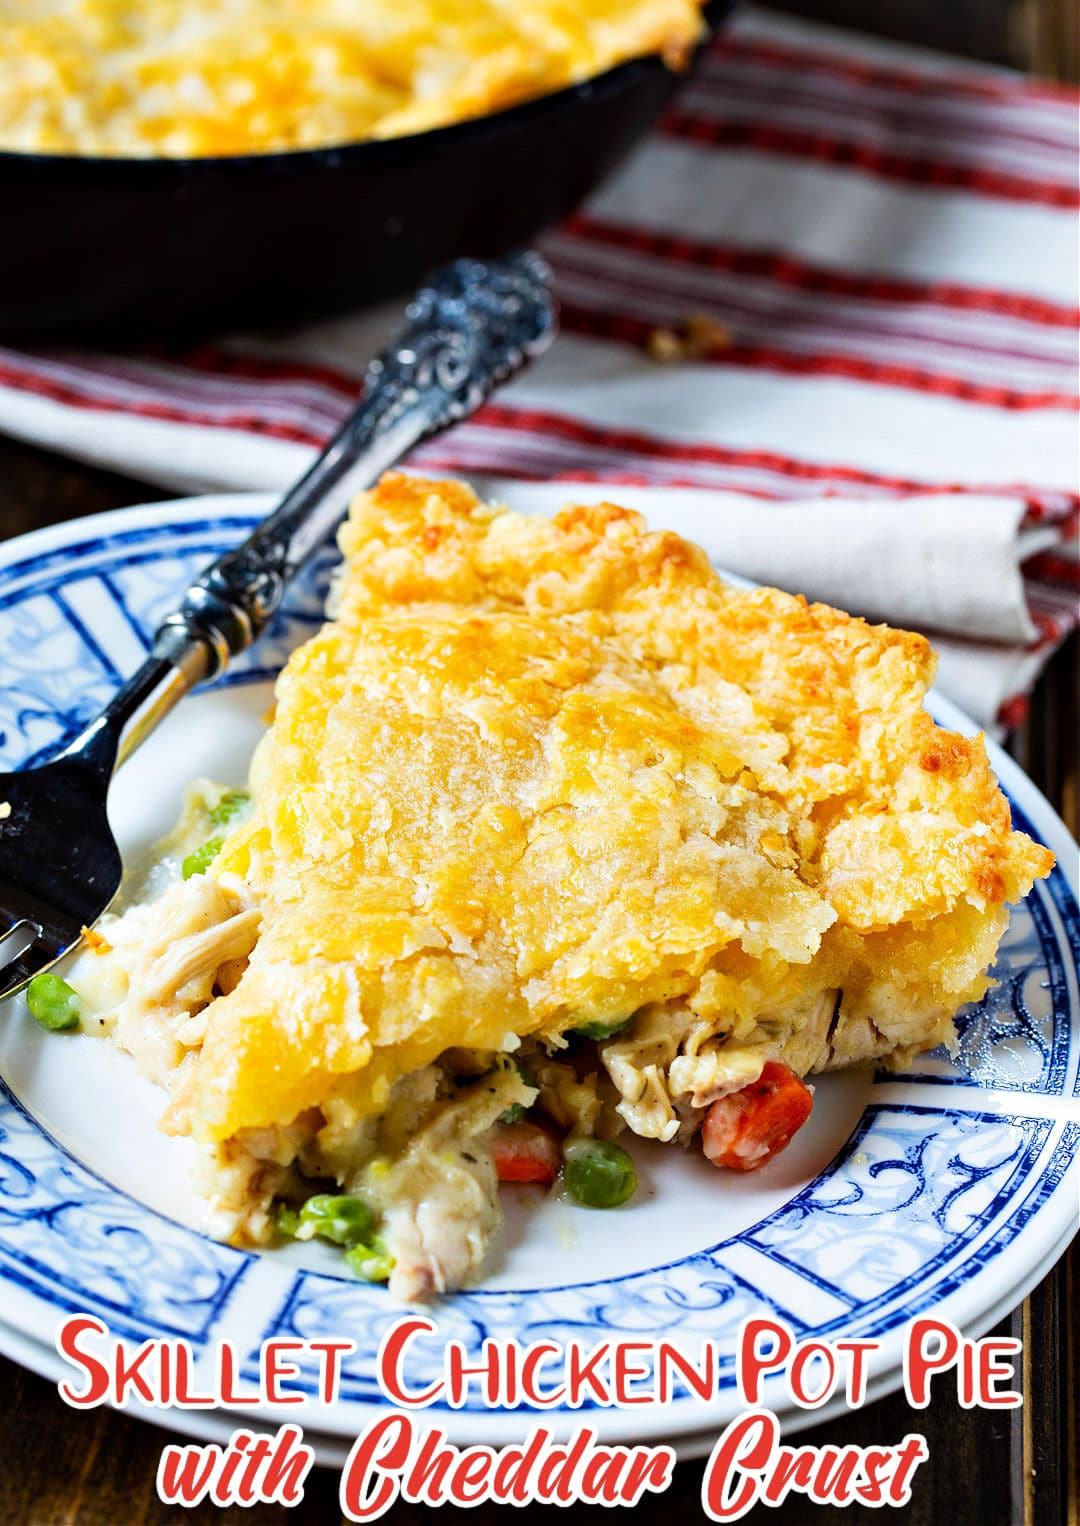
[155,251,555,675]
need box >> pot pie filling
[61,474,1053,1301]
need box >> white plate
[0,494,1076,1450]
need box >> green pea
[345,1236,395,1284]
[209,791,250,829]
[274,1202,301,1239]
[562,1139,638,1209]
[570,1015,632,1041]
[299,1194,374,1247]
[26,973,81,1032]
[181,836,224,880]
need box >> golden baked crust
[164,474,1053,1144]
[0,0,707,157]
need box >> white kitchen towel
[0,7,1076,733]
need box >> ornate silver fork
[0,252,554,1001]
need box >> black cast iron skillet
[0,1,735,343]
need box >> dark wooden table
[0,434,1075,1525]
[765,0,1078,79]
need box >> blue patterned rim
[0,497,1076,1444]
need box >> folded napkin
[0,8,1076,735]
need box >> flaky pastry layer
[162,474,1053,1145]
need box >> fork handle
[63,253,555,774]
[156,252,552,673]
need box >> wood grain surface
[0,433,1074,1525]
[762,0,1080,78]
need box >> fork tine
[0,915,39,964]
[0,919,40,974]
[0,887,84,1000]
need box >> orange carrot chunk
[490,1120,560,1184]
[701,1060,813,1172]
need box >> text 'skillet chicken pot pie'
[61,476,1053,1302]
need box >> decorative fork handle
[160,251,554,668]
[66,253,555,773]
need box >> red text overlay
[51,1314,1020,1514]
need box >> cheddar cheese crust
[0,0,707,158]
[72,475,1052,1298]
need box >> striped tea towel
[0,7,1076,734]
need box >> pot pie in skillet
[0,0,709,158]
[60,474,1053,1301]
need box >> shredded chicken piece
[602,1005,695,1139]
[530,1054,613,1138]
[112,875,259,1086]
[195,1137,285,1245]
[668,1042,765,1109]
[600,989,842,1135]
[369,1065,527,1300]
[781,989,841,1074]
[144,906,260,1005]
[383,1161,499,1301]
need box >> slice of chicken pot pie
[63,474,1053,1300]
